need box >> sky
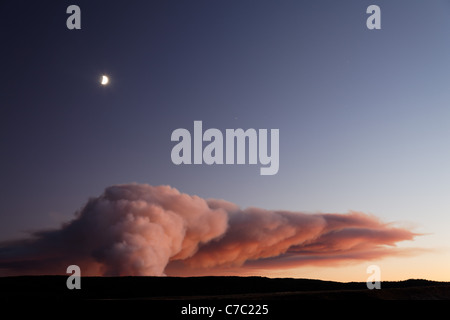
[1,0,450,282]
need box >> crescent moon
[101,75,109,85]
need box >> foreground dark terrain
[1,276,449,300]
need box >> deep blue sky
[1,1,450,279]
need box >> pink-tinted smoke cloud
[0,184,418,276]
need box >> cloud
[0,184,419,276]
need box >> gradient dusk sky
[1,0,450,281]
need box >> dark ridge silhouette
[1,276,449,300]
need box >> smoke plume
[0,184,418,276]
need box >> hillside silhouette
[1,276,449,300]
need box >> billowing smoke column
[0,184,417,276]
